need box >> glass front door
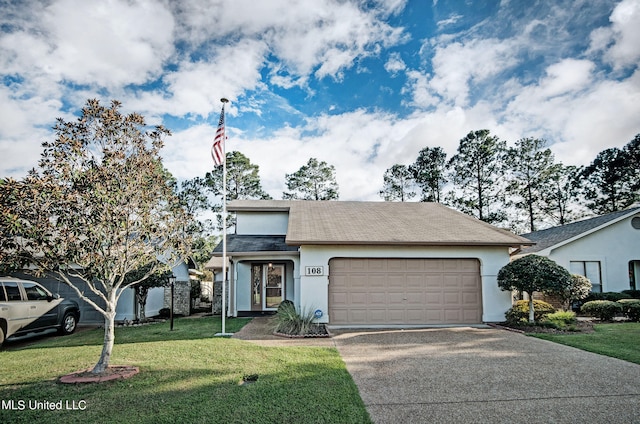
[264,264,284,310]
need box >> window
[2,282,23,301]
[0,284,6,302]
[23,283,49,300]
[570,261,602,293]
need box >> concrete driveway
[332,326,640,423]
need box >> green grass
[532,322,640,365]
[0,317,370,424]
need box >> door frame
[250,263,285,311]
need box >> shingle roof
[228,200,532,247]
[212,235,299,255]
[519,206,640,254]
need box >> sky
[1,0,639,201]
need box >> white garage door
[329,258,482,325]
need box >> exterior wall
[544,215,640,292]
[298,244,513,324]
[236,211,289,235]
[115,286,165,321]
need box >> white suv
[0,277,80,346]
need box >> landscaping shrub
[621,290,640,299]
[581,300,623,320]
[618,299,640,322]
[505,300,555,324]
[585,292,632,302]
[272,301,317,335]
[543,310,577,329]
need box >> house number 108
[305,266,324,276]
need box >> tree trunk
[92,309,116,374]
[528,297,535,323]
[136,286,149,322]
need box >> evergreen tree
[379,164,416,202]
[410,146,447,202]
[283,157,339,200]
[447,129,507,224]
[580,147,637,214]
[504,138,555,232]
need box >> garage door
[329,258,482,325]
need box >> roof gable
[519,206,640,254]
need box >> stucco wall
[298,244,513,324]
[545,215,640,292]
[236,211,289,235]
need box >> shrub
[621,290,640,299]
[581,300,623,320]
[585,292,632,302]
[543,310,577,329]
[273,301,316,336]
[618,299,640,322]
[505,300,556,324]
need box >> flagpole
[215,97,232,337]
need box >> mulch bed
[273,324,331,338]
[59,365,139,384]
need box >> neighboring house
[7,258,192,324]
[518,205,640,294]
[210,200,532,326]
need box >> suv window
[0,283,6,301]
[3,282,22,301]
[23,282,49,301]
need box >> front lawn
[0,317,370,424]
[532,322,640,365]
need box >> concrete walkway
[233,318,640,423]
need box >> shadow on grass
[3,316,252,351]
[0,351,371,424]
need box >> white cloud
[384,52,406,75]
[1,0,175,88]
[602,0,640,70]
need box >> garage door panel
[329,258,481,325]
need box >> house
[518,205,640,293]
[210,200,532,326]
[7,258,193,324]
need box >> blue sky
[1,0,639,200]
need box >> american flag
[211,105,226,166]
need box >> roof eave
[211,251,299,257]
[285,239,534,248]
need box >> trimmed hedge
[584,292,632,302]
[505,300,555,323]
[581,300,622,320]
[618,299,640,322]
[621,290,640,299]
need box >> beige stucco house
[211,200,532,326]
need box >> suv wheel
[0,326,4,347]
[60,312,77,335]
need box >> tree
[623,134,640,194]
[410,146,447,202]
[283,157,339,200]
[580,147,637,214]
[447,129,507,224]
[504,138,555,232]
[540,163,583,226]
[379,164,416,201]
[0,99,190,374]
[205,151,272,229]
[557,274,592,311]
[124,263,172,322]
[497,255,572,323]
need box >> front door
[251,264,285,311]
[264,264,284,310]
